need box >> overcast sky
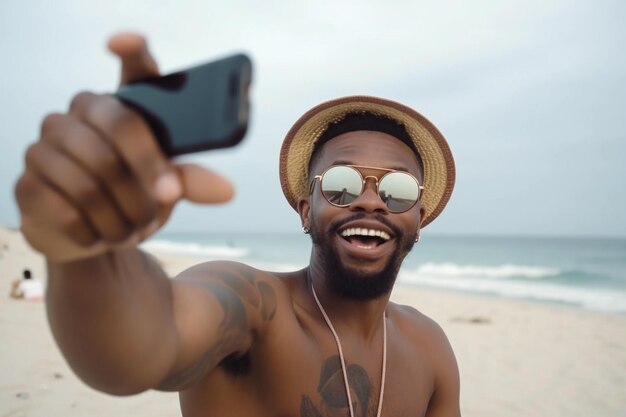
[1,0,625,238]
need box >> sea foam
[399,263,626,313]
[141,239,248,259]
[414,262,560,279]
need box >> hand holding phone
[15,35,240,263]
[115,54,252,156]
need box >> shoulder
[389,303,449,347]
[174,260,300,310]
[388,302,458,377]
[176,260,288,286]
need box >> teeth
[341,227,390,241]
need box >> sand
[1,226,625,417]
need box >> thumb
[176,163,235,204]
[107,32,160,85]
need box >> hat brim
[279,95,455,228]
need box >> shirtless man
[15,33,460,417]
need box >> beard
[310,213,417,301]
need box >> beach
[1,226,625,417]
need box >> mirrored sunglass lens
[379,172,419,212]
[321,166,363,206]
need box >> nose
[349,177,388,213]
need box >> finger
[175,163,234,204]
[118,204,174,251]
[25,141,133,243]
[40,112,158,229]
[107,32,159,85]
[70,92,183,205]
[15,170,98,248]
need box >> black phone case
[114,54,252,156]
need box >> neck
[306,262,391,341]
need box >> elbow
[62,347,175,396]
[73,367,163,396]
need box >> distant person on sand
[0,241,8,259]
[10,269,44,301]
[14,33,460,416]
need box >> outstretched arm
[15,33,254,395]
[47,254,278,394]
[46,249,179,394]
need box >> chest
[181,329,434,417]
[285,339,433,417]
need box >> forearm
[46,248,179,394]
[15,36,237,395]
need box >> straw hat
[279,95,455,227]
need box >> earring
[415,233,420,243]
[303,226,310,234]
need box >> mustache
[329,213,403,237]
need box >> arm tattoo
[301,356,372,417]
[158,267,277,389]
[219,268,277,321]
[204,269,278,368]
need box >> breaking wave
[399,263,626,313]
[414,262,560,279]
[141,239,248,259]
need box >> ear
[418,207,426,228]
[297,197,311,230]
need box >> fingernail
[153,172,182,203]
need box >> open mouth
[340,227,391,250]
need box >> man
[15,33,459,417]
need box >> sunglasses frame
[309,164,424,213]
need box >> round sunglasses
[309,164,423,213]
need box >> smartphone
[114,53,252,156]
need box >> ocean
[142,232,626,315]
